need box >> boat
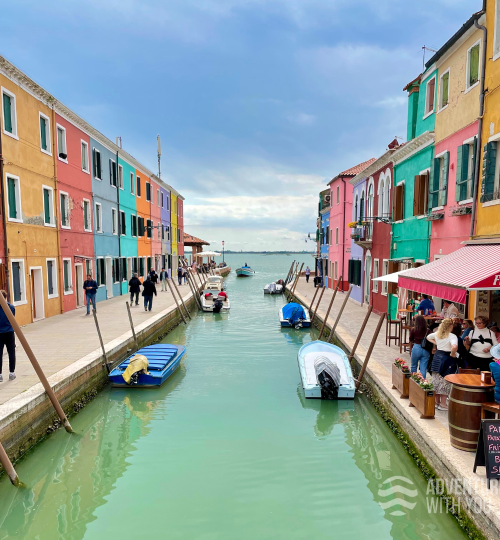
[236,266,254,277]
[279,302,311,328]
[109,344,186,388]
[206,275,225,291]
[200,290,230,312]
[264,282,283,294]
[297,341,355,399]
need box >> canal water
[0,254,467,540]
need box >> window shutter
[12,262,21,302]
[439,151,450,206]
[413,175,421,216]
[97,151,101,179]
[92,149,97,177]
[8,178,17,219]
[470,45,479,86]
[44,189,50,223]
[455,145,465,201]
[61,196,66,225]
[109,160,113,185]
[47,261,53,295]
[40,117,47,150]
[348,259,352,284]
[470,137,478,199]
[481,142,497,200]
[354,260,361,286]
[429,158,440,209]
[3,94,12,133]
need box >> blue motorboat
[279,302,311,328]
[109,344,186,388]
[236,265,254,277]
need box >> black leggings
[467,353,493,372]
[0,331,16,374]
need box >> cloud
[286,112,316,125]
[374,96,407,109]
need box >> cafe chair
[386,317,400,347]
[481,402,500,420]
[458,368,481,375]
[400,322,412,354]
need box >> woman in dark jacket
[129,273,141,306]
[410,315,430,376]
[142,276,157,312]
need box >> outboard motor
[213,299,223,313]
[314,356,341,399]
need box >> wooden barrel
[447,378,494,452]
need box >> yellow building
[1,58,62,325]
[170,189,178,271]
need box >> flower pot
[392,363,410,398]
[409,378,435,419]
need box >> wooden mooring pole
[284,261,295,285]
[290,263,304,298]
[126,301,139,350]
[311,286,326,323]
[318,276,342,341]
[186,271,202,310]
[308,284,320,315]
[171,277,192,320]
[0,293,73,433]
[93,310,110,373]
[355,312,386,390]
[348,305,373,362]
[167,279,188,324]
[0,441,21,486]
[327,284,353,344]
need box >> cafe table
[444,374,495,452]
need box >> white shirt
[428,332,458,352]
[468,328,499,358]
[440,303,459,318]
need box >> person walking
[142,275,157,312]
[305,266,310,283]
[149,268,158,284]
[129,273,141,306]
[409,315,431,377]
[182,266,188,284]
[177,265,183,286]
[83,273,98,315]
[0,290,16,382]
[464,316,498,372]
[160,268,168,292]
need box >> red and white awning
[398,244,500,304]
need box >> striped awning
[398,244,500,304]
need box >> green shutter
[428,158,440,209]
[469,45,479,86]
[12,262,21,302]
[61,195,66,226]
[470,137,478,199]
[439,151,449,206]
[44,189,50,223]
[456,145,469,201]
[442,72,449,106]
[8,177,17,219]
[47,261,53,295]
[40,117,47,151]
[64,262,69,291]
[84,202,89,229]
[481,142,497,200]
[3,93,12,133]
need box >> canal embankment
[288,277,500,540]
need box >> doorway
[30,267,45,321]
[106,257,113,299]
[75,263,84,307]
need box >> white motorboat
[206,275,225,291]
[297,340,355,399]
[200,290,230,313]
[264,282,283,294]
[279,302,311,328]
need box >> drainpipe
[0,126,10,297]
[470,5,487,238]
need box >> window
[354,195,358,221]
[139,257,145,277]
[120,258,127,282]
[96,258,106,287]
[130,172,135,194]
[158,222,161,240]
[95,202,102,232]
[112,208,118,235]
[137,176,141,196]
[161,223,165,240]
[85,259,93,278]
[439,70,450,110]
[83,199,91,231]
[424,76,436,117]
[393,183,405,221]
[485,141,500,203]
[132,257,138,275]
[413,172,429,216]
[336,186,340,204]
[113,259,120,283]
[39,113,51,155]
[359,191,365,220]
[11,259,26,305]
[138,216,145,237]
[110,160,117,187]
[147,257,152,273]
[429,153,449,209]
[378,176,385,216]
[119,210,126,236]
[382,260,389,295]
[60,192,70,228]
[348,259,362,287]
[6,174,22,223]
[63,258,73,294]
[43,186,55,226]
[46,259,58,298]
[157,189,160,207]
[373,260,379,293]
[456,139,477,202]
[56,124,67,161]
[146,182,151,201]
[2,87,18,139]
[335,227,339,245]
[161,192,164,208]
[366,182,374,238]
[384,173,391,217]
[93,149,102,180]
[166,197,169,211]
[81,140,89,172]
[467,42,480,90]
[118,164,123,189]
[146,219,152,238]
[131,214,137,237]
[166,225,170,241]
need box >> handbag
[421,330,434,353]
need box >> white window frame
[95,202,103,233]
[119,210,126,236]
[111,207,118,235]
[39,112,52,156]
[138,214,143,238]
[131,213,137,237]
[495,0,500,61]
[161,191,164,208]
[81,140,90,173]
[336,185,340,205]
[423,75,436,119]
[56,123,68,163]
[46,258,58,299]
[335,227,339,245]
[6,173,23,223]
[465,39,481,94]
[1,87,18,140]
[378,174,385,216]
[83,198,92,232]
[130,172,135,195]
[42,184,55,227]
[157,189,160,207]
[146,181,151,202]
[158,221,161,240]
[110,158,117,189]
[62,258,73,295]
[10,258,27,306]
[136,176,141,198]
[93,148,102,181]
[381,259,389,296]
[96,256,105,287]
[438,68,450,112]
[373,259,379,293]
[118,164,123,190]
[60,191,70,229]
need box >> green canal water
[0,254,467,540]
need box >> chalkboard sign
[473,420,500,488]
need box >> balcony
[350,226,372,249]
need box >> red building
[55,111,95,312]
[178,197,184,257]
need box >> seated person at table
[440,300,459,319]
[461,319,474,340]
[464,316,499,372]
[489,344,500,404]
[417,294,435,315]
[491,325,500,341]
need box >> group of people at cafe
[407,294,500,411]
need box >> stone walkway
[0,281,195,406]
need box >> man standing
[142,275,157,312]
[0,290,16,382]
[177,265,183,286]
[83,273,98,315]
[160,268,168,292]
[441,300,459,319]
[305,266,310,283]
[129,273,141,306]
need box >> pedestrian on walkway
[182,266,188,284]
[409,315,430,377]
[177,265,183,286]
[142,275,157,312]
[0,290,16,382]
[305,266,310,283]
[150,268,158,284]
[160,268,168,292]
[83,273,98,315]
[129,273,141,306]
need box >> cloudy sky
[3,0,478,251]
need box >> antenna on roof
[422,46,437,71]
[157,135,161,179]
[116,136,122,149]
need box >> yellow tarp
[122,354,150,384]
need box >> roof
[403,74,421,92]
[350,142,402,185]
[398,244,500,305]
[328,158,376,185]
[183,233,210,246]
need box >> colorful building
[170,188,179,272]
[349,176,367,305]
[159,183,171,275]
[178,196,184,259]
[317,189,330,286]
[150,175,162,273]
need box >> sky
[2,0,480,252]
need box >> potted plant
[348,221,358,229]
[392,358,411,398]
[409,373,435,419]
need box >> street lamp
[222,241,225,263]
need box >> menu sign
[473,420,500,488]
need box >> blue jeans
[144,295,153,311]
[86,293,96,314]
[411,343,430,377]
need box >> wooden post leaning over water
[291,263,304,298]
[166,279,187,324]
[348,305,373,362]
[186,271,202,310]
[318,277,341,340]
[126,301,139,350]
[93,310,110,373]
[0,441,21,486]
[308,284,320,315]
[284,261,295,285]
[327,284,353,344]
[171,277,192,320]
[355,312,386,391]
[311,286,326,323]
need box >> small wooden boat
[109,344,186,388]
[297,341,355,399]
[279,302,311,328]
[201,290,230,312]
[236,266,254,277]
[264,282,283,294]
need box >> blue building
[318,189,331,287]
